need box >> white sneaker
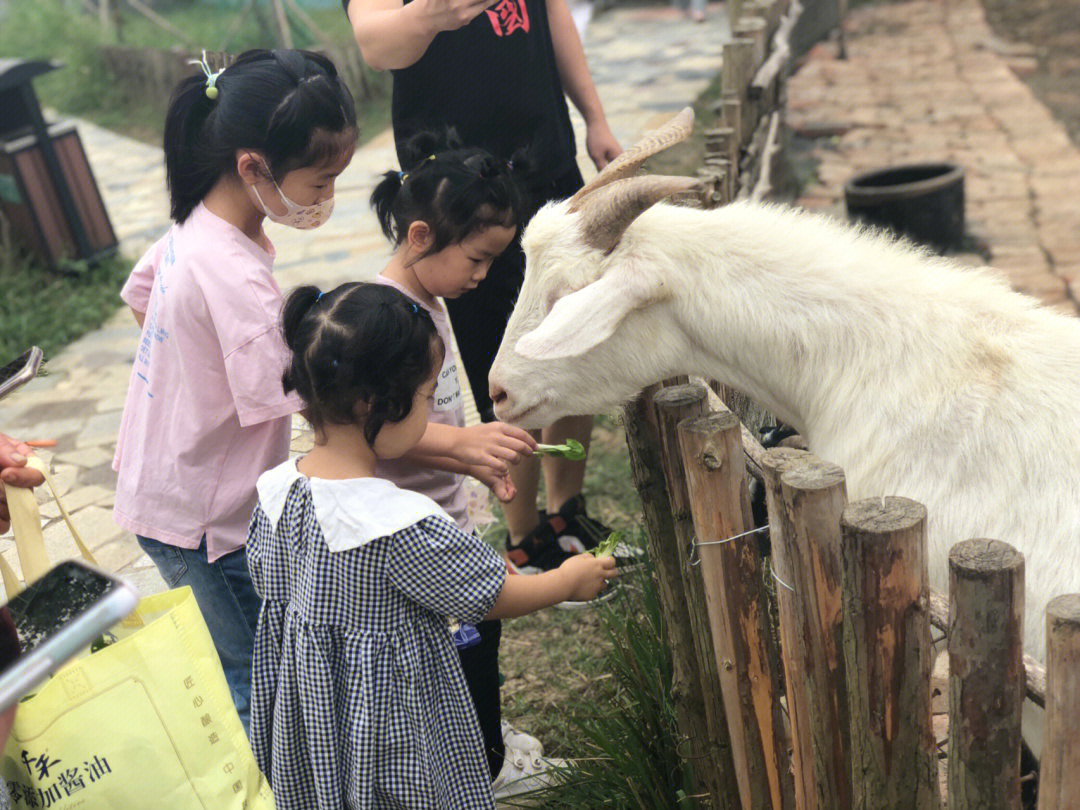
[501,720,544,755]
[492,748,570,799]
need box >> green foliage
[0,0,392,144]
[505,566,700,810]
[0,245,130,362]
[0,0,144,133]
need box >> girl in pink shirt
[113,49,360,733]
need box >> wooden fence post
[653,386,740,808]
[722,39,757,147]
[621,386,737,809]
[841,497,939,810]
[678,412,795,810]
[734,16,769,67]
[946,538,1024,810]
[1038,594,1080,809]
[763,453,851,810]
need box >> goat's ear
[515,268,665,360]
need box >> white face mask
[250,162,334,230]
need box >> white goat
[488,110,1080,752]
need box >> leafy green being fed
[588,531,624,558]
[533,438,587,460]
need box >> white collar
[256,459,452,552]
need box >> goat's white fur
[491,199,1080,693]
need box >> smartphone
[0,560,139,711]
[0,347,43,401]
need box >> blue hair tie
[316,291,324,301]
[398,170,407,182]
[410,302,419,313]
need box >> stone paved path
[787,0,1080,316]
[0,1,730,597]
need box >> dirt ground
[980,0,1080,145]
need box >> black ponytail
[163,73,222,225]
[280,284,323,377]
[369,129,532,261]
[164,49,358,223]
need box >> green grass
[503,566,700,810]
[0,0,392,146]
[487,416,697,808]
[0,247,130,362]
[480,415,643,757]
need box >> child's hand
[558,553,618,603]
[472,466,517,503]
[455,423,537,475]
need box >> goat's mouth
[495,397,549,427]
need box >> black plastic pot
[844,163,965,254]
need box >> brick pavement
[787,0,1080,316]
[0,1,730,597]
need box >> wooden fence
[623,377,1079,809]
[692,0,805,213]
[626,10,1079,805]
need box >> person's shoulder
[255,458,306,528]
[311,478,453,552]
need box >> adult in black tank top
[344,0,622,789]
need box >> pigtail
[370,171,405,243]
[399,129,463,173]
[163,73,219,223]
[280,285,323,395]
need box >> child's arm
[484,553,617,620]
[411,422,537,474]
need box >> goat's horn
[567,107,695,212]
[578,175,703,254]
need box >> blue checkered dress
[246,466,505,810]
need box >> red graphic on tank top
[486,0,530,36]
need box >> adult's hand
[346,0,498,71]
[413,0,499,33]
[585,120,622,171]
[0,434,54,534]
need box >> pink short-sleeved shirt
[112,203,303,562]
[373,276,472,533]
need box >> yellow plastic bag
[0,458,275,809]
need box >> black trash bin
[0,58,117,270]
[844,163,965,254]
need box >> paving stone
[91,535,145,573]
[54,446,114,469]
[52,485,116,514]
[788,0,1080,318]
[64,505,126,552]
[75,410,124,448]
[43,519,88,566]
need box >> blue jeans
[136,535,260,735]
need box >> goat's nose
[490,383,508,406]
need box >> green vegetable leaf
[589,530,624,558]
[534,438,587,460]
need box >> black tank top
[346,0,578,190]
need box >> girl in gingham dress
[247,282,617,809]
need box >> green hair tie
[188,49,224,101]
